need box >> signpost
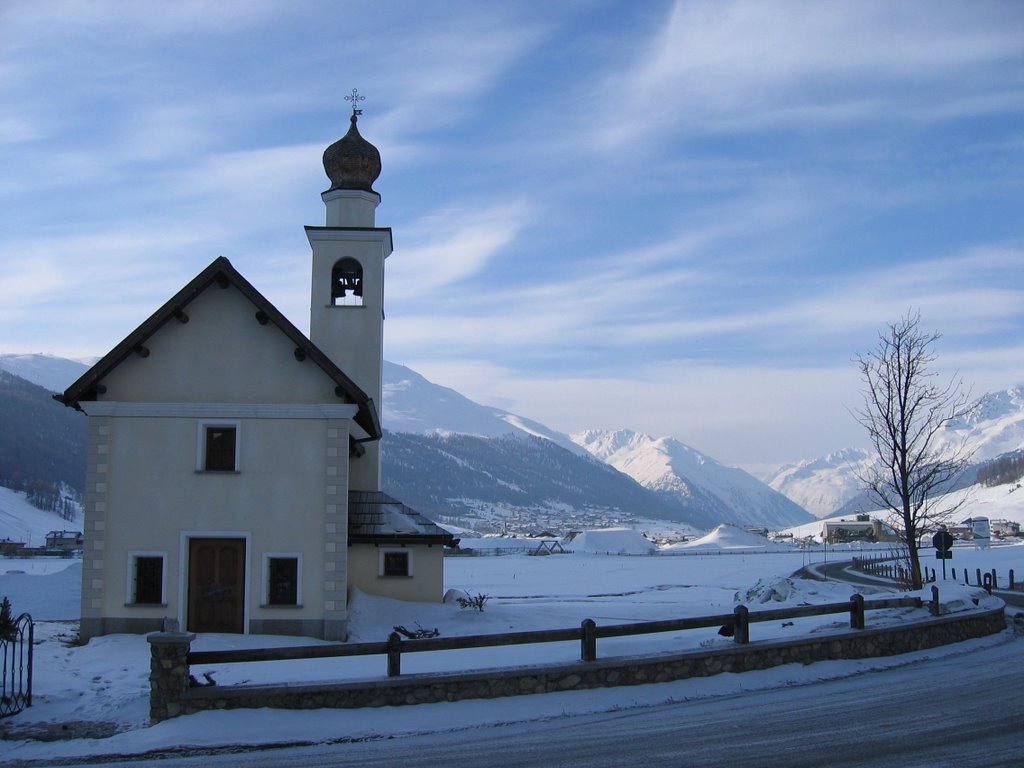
[933,528,954,580]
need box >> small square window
[129,554,165,605]
[204,425,237,471]
[268,557,298,605]
[382,551,410,577]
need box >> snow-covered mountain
[767,386,1024,518]
[571,429,814,529]
[767,448,875,518]
[0,353,94,392]
[942,386,1024,462]
[382,361,586,456]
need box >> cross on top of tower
[345,88,365,116]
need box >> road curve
[798,558,1024,608]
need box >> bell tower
[306,92,392,491]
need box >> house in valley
[58,104,455,641]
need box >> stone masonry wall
[148,606,1006,723]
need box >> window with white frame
[262,553,301,606]
[197,420,240,472]
[379,548,412,577]
[127,552,167,605]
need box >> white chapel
[59,102,455,641]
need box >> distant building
[990,519,1020,538]
[961,517,991,548]
[0,539,27,556]
[45,530,83,551]
[822,516,895,544]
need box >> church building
[58,103,455,641]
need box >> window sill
[260,604,303,609]
[195,470,241,475]
[379,574,413,579]
[125,602,168,608]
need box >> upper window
[198,421,240,472]
[331,257,364,306]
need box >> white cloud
[591,0,1024,147]
[388,201,532,299]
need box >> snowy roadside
[1,550,1019,764]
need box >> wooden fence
[188,594,924,678]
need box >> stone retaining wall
[148,606,1006,722]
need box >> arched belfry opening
[331,257,363,306]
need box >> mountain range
[3,353,1023,532]
[766,386,1024,517]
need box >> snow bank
[665,523,790,552]
[564,528,655,555]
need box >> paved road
[82,626,1022,768]
[799,558,1024,608]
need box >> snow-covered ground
[2,541,1019,764]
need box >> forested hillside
[0,371,87,505]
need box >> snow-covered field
[0,486,82,549]
[2,539,1020,764]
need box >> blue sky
[2,0,1022,470]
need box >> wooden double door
[187,538,245,633]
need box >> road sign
[933,529,954,577]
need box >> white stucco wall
[347,543,446,603]
[97,415,335,628]
[101,285,345,406]
[80,283,358,636]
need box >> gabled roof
[55,256,381,439]
[348,490,458,545]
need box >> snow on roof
[564,527,655,555]
[347,491,456,544]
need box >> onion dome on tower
[322,90,381,193]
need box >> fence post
[976,568,982,587]
[581,619,597,662]
[991,569,998,589]
[849,594,865,629]
[387,631,402,677]
[982,572,993,595]
[1010,569,1015,590]
[930,585,940,616]
[733,605,749,645]
[147,631,195,724]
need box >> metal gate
[1,612,34,718]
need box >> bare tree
[854,311,974,590]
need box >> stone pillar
[147,631,195,723]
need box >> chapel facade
[59,105,454,641]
